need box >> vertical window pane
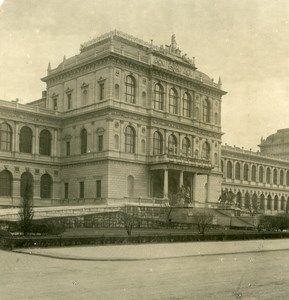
[64,183,69,199]
[20,126,33,153]
[125,76,136,104]
[0,170,12,196]
[81,129,87,154]
[39,130,51,156]
[40,174,52,199]
[0,123,12,151]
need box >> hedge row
[2,231,289,250]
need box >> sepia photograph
[1,0,289,299]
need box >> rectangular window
[79,181,84,199]
[64,183,69,199]
[66,141,70,156]
[67,94,71,110]
[98,135,103,151]
[99,83,104,100]
[53,98,58,110]
[96,180,101,198]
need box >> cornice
[0,106,61,127]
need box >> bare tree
[121,206,139,236]
[192,212,214,234]
[19,184,34,236]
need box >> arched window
[182,137,191,156]
[274,195,279,210]
[227,161,233,179]
[280,170,284,185]
[243,164,249,181]
[266,168,271,184]
[273,169,278,185]
[259,166,264,183]
[80,128,87,154]
[0,170,12,196]
[20,126,33,153]
[194,149,199,158]
[114,134,119,149]
[286,171,289,186]
[235,162,241,180]
[125,75,136,104]
[203,98,210,122]
[114,84,120,99]
[20,172,33,198]
[251,165,256,182]
[201,142,210,160]
[236,192,242,208]
[169,88,178,114]
[281,196,286,210]
[168,134,177,154]
[39,129,51,156]
[182,92,191,117]
[244,192,250,209]
[154,83,164,110]
[0,123,12,151]
[82,89,88,105]
[267,195,272,210]
[153,131,163,155]
[127,175,134,197]
[260,194,265,210]
[252,193,258,211]
[40,174,52,199]
[125,126,136,153]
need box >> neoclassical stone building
[0,30,225,207]
[221,145,289,214]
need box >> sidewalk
[14,238,289,261]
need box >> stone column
[277,199,281,212]
[163,169,168,199]
[35,126,39,155]
[53,129,58,157]
[14,122,19,153]
[193,173,198,202]
[206,174,211,203]
[179,171,183,187]
[264,198,268,212]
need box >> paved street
[1,240,289,299]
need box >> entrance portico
[149,154,213,206]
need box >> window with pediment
[169,88,178,114]
[168,134,177,154]
[80,128,87,154]
[182,137,191,156]
[203,98,210,122]
[154,83,164,110]
[125,126,136,153]
[153,131,163,155]
[201,142,210,160]
[182,92,191,117]
[125,75,136,104]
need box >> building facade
[0,31,225,207]
[221,145,289,214]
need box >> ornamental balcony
[149,153,212,170]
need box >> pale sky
[0,0,289,151]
